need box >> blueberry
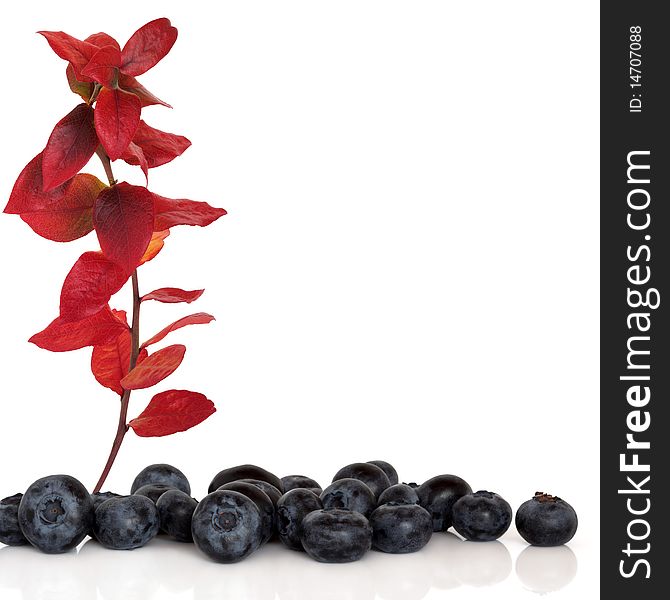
[515,492,578,547]
[416,474,472,531]
[321,478,376,517]
[0,494,28,546]
[191,490,263,563]
[377,484,419,506]
[18,474,93,554]
[367,460,399,486]
[404,482,420,488]
[156,490,198,543]
[130,464,191,495]
[370,503,433,553]
[301,509,372,563]
[94,495,160,550]
[281,475,322,495]
[208,464,283,494]
[218,481,275,545]
[276,489,323,551]
[332,462,391,499]
[133,484,174,505]
[91,492,121,511]
[452,490,512,541]
[236,479,282,506]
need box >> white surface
[0,1,599,598]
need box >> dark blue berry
[18,474,93,554]
[301,509,372,563]
[236,479,282,506]
[156,490,197,543]
[130,464,191,495]
[367,460,399,486]
[321,478,376,517]
[133,484,174,505]
[332,463,391,499]
[208,464,282,494]
[91,492,121,511]
[416,474,472,531]
[94,495,160,550]
[276,489,323,551]
[218,481,275,544]
[515,493,578,547]
[281,475,322,495]
[370,503,432,553]
[452,490,512,541]
[377,484,419,506]
[191,490,263,563]
[0,494,28,546]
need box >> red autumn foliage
[129,390,216,437]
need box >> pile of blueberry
[0,461,578,563]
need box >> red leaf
[20,173,106,242]
[121,18,178,77]
[120,344,186,390]
[60,251,129,322]
[80,45,121,87]
[118,73,171,108]
[5,153,69,214]
[153,194,226,230]
[139,229,169,265]
[93,182,155,274]
[42,104,98,191]
[123,121,190,170]
[94,87,141,160]
[38,31,98,80]
[66,64,94,102]
[121,142,148,182]
[85,32,120,50]
[142,312,215,348]
[142,288,204,304]
[129,389,215,437]
[29,305,128,352]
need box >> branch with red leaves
[3,18,225,492]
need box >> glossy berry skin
[156,490,198,543]
[332,463,391,499]
[218,481,275,545]
[377,484,419,506]
[276,488,323,551]
[370,503,432,553]
[301,509,372,563]
[416,474,472,532]
[94,495,160,550]
[133,484,174,505]
[191,490,263,563]
[515,493,578,547]
[18,475,93,554]
[208,464,283,494]
[130,464,191,495]
[0,494,28,546]
[368,460,399,486]
[281,475,322,495]
[236,479,282,506]
[321,478,376,517]
[91,492,121,511]
[452,491,512,541]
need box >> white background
[0,1,599,598]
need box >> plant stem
[95,147,116,186]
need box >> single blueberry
[0,493,28,546]
[367,460,399,486]
[156,490,198,543]
[94,495,160,550]
[301,509,372,563]
[452,490,512,541]
[404,482,420,488]
[236,479,282,506]
[133,484,174,505]
[320,478,376,517]
[130,464,191,495]
[416,474,472,531]
[377,484,419,507]
[281,475,322,495]
[332,463,391,499]
[91,492,121,511]
[218,481,275,545]
[208,464,283,494]
[18,474,94,554]
[191,490,263,563]
[515,492,578,547]
[276,489,323,551]
[370,503,433,553]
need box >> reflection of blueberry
[130,464,191,495]
[515,493,578,547]
[208,465,283,494]
[133,484,174,504]
[452,491,512,541]
[156,490,197,543]
[94,495,160,550]
[18,474,94,553]
[370,503,433,553]
[332,463,391,499]
[368,460,399,485]
[0,494,28,546]
[378,484,419,506]
[321,478,376,517]
[192,490,263,563]
[236,479,282,506]
[417,475,472,531]
[91,492,121,511]
[218,481,275,544]
[276,489,323,551]
[281,475,322,495]
[301,509,372,563]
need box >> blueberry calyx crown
[473,490,495,499]
[533,491,560,503]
